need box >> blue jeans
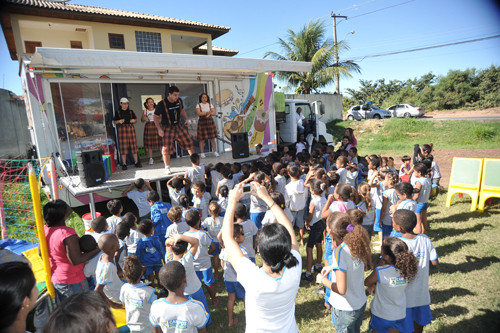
[54,279,90,299]
[332,302,366,333]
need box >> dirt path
[397,148,500,188]
[423,107,500,118]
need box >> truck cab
[277,99,334,151]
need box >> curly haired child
[365,237,418,333]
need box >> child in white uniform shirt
[286,165,308,245]
[95,233,124,308]
[165,232,213,327]
[167,176,190,207]
[202,201,223,281]
[106,199,123,233]
[149,262,209,333]
[220,224,248,328]
[184,210,218,307]
[192,181,211,221]
[365,237,418,333]
[185,153,206,187]
[120,255,156,333]
[392,210,438,333]
[165,206,190,240]
[122,212,143,256]
[261,193,294,227]
[336,156,348,184]
[122,178,153,220]
[317,212,371,332]
[231,203,258,263]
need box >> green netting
[0,159,45,242]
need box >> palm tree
[265,20,360,94]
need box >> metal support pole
[89,193,96,219]
[156,180,162,202]
[331,12,347,95]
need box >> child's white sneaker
[200,153,206,158]
[165,165,171,175]
[214,152,220,157]
[149,158,154,165]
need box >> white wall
[286,94,343,123]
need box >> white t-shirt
[370,265,408,321]
[219,178,235,191]
[186,165,205,185]
[296,112,305,126]
[106,216,122,233]
[250,193,268,213]
[218,196,228,213]
[310,195,326,226]
[381,188,399,226]
[201,216,223,241]
[286,179,307,211]
[165,251,202,296]
[336,168,348,184]
[125,229,144,255]
[95,255,124,303]
[210,170,223,198]
[168,187,186,207]
[149,298,209,333]
[397,200,417,212]
[296,142,307,153]
[431,161,441,180]
[346,170,358,188]
[144,109,156,122]
[83,252,101,279]
[126,190,151,217]
[120,282,157,333]
[400,234,437,308]
[183,230,213,271]
[328,243,367,311]
[261,207,294,227]
[165,221,190,240]
[237,219,258,258]
[412,177,431,204]
[220,246,248,282]
[237,249,302,333]
[193,192,211,220]
[197,102,213,114]
[357,201,374,226]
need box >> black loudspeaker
[231,132,249,159]
[76,150,105,187]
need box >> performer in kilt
[196,93,219,158]
[141,97,163,165]
[153,86,195,175]
[113,97,142,170]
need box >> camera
[243,183,251,193]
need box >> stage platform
[59,152,260,217]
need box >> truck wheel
[373,114,381,119]
[347,115,354,120]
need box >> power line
[346,34,500,61]
[338,0,415,22]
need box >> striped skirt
[143,121,162,150]
[197,116,218,140]
[117,124,138,154]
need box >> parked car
[346,104,392,120]
[387,104,425,118]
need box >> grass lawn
[326,118,500,156]
[204,192,500,332]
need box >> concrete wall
[0,89,31,158]
[286,94,343,123]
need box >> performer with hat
[113,97,142,170]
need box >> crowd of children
[39,139,440,332]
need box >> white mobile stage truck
[21,48,332,216]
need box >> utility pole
[331,12,347,94]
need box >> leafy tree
[477,65,500,108]
[265,20,361,94]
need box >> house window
[108,33,125,49]
[70,41,83,49]
[25,41,42,53]
[135,31,162,53]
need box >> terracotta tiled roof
[1,0,230,32]
[194,44,238,56]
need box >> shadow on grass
[295,298,332,322]
[434,239,477,257]
[433,304,469,318]
[436,309,500,333]
[430,287,475,304]
[428,223,492,241]
[431,256,500,275]
[431,210,492,225]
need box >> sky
[1,0,499,96]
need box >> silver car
[346,104,392,120]
[387,104,425,118]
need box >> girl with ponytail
[317,212,372,333]
[365,237,418,333]
[202,201,223,281]
[221,182,301,332]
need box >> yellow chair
[478,158,500,212]
[446,157,483,211]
